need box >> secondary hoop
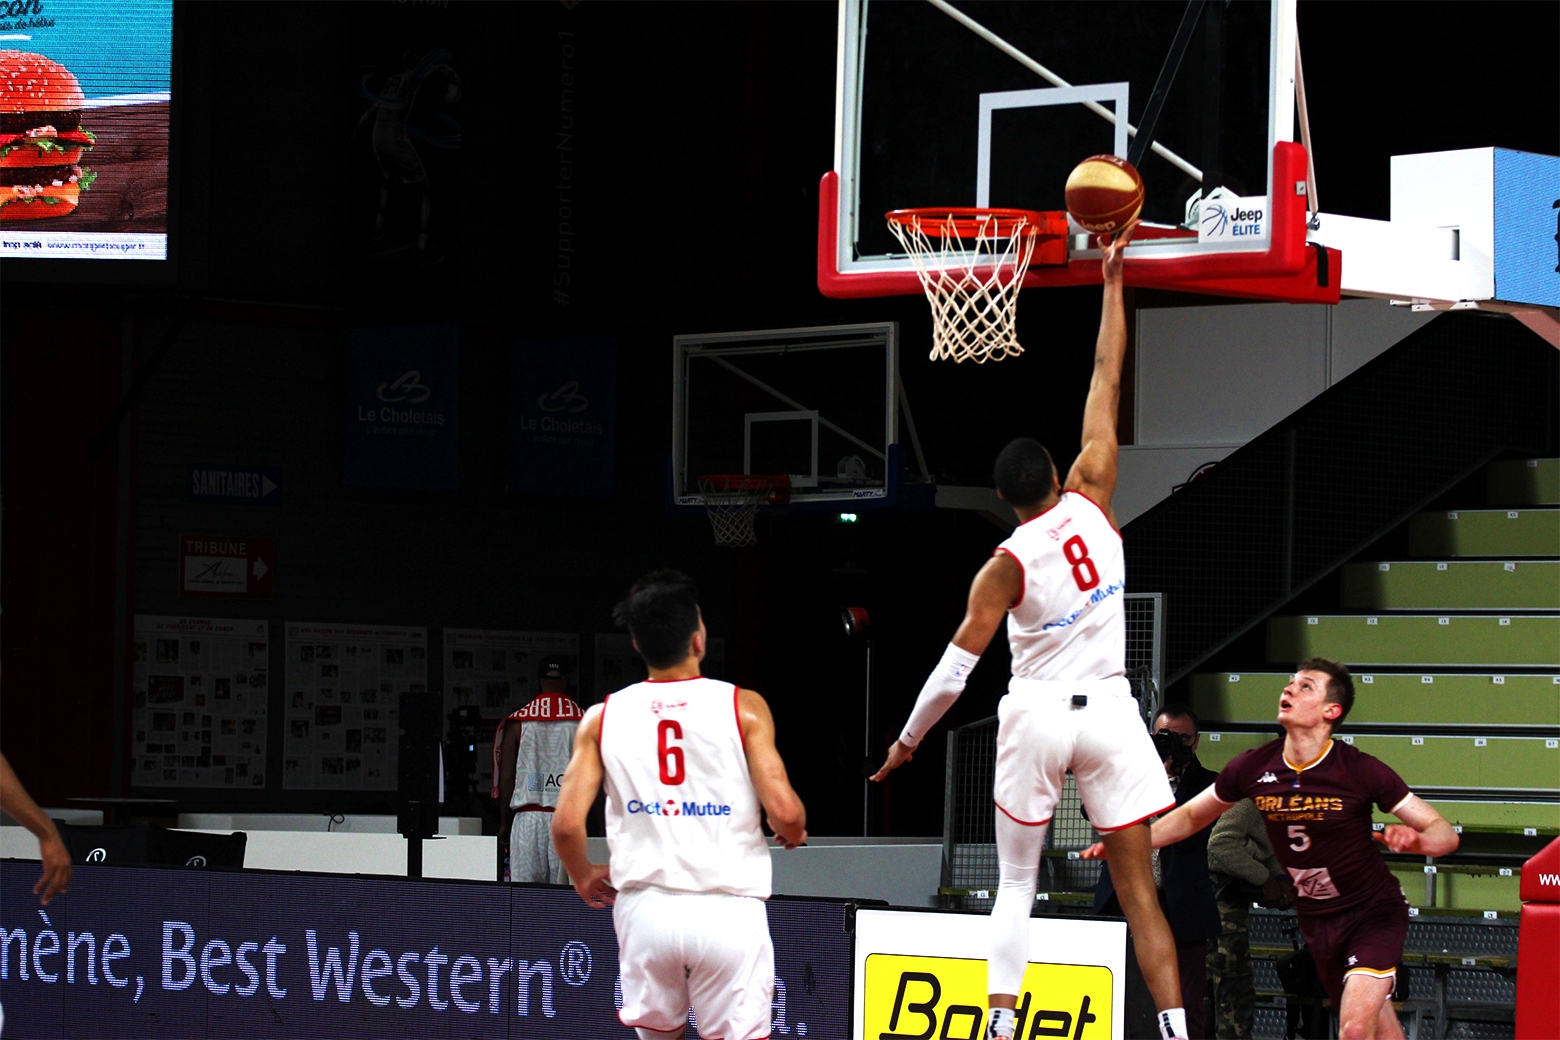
[696,474,791,548]
[886,207,1067,364]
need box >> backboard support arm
[1127,0,1207,170]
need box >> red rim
[886,206,1054,238]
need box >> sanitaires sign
[854,909,1126,1040]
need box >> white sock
[1157,1007,1187,1040]
[986,1006,1016,1039]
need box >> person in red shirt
[1084,659,1458,1040]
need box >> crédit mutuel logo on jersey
[626,797,735,818]
[1041,580,1125,631]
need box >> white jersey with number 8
[600,677,770,899]
[996,491,1126,681]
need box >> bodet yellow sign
[864,954,1112,1040]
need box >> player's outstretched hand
[1373,825,1425,855]
[35,832,72,906]
[1098,221,1138,283]
[571,863,616,909]
[869,740,914,782]
[1079,841,1107,861]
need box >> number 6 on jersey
[657,719,685,785]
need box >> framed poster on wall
[282,622,426,790]
[131,615,268,788]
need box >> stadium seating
[1191,457,1560,914]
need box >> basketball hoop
[697,474,790,548]
[886,208,1066,364]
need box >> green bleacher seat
[1196,732,1557,793]
[1340,560,1560,611]
[1372,799,1559,836]
[1408,508,1560,557]
[1191,672,1560,727]
[1342,734,1557,792]
[1267,614,1560,667]
[1486,458,1560,506]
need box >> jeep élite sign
[854,909,1127,1040]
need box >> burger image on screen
[0,50,97,221]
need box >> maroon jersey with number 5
[1214,738,1412,915]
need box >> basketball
[1064,155,1145,235]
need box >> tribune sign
[854,909,1127,1040]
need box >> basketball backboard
[671,323,910,511]
[819,0,1340,305]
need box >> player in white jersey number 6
[552,570,808,1040]
[874,226,1193,1040]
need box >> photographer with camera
[1094,706,1221,1038]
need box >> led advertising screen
[0,0,172,260]
[0,863,854,1039]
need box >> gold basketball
[1064,155,1145,234]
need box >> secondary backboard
[822,0,1325,300]
[672,324,903,510]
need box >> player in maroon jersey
[1084,659,1458,1039]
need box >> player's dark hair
[613,570,701,670]
[1154,704,1200,733]
[994,438,1055,506]
[1299,657,1355,725]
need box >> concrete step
[1487,458,1560,506]
[1341,560,1560,610]
[1191,672,1560,727]
[1408,508,1560,557]
[1267,614,1560,668]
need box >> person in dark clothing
[1094,706,1221,1038]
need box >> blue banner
[0,864,851,1039]
[345,327,460,491]
[507,339,616,499]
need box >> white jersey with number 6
[996,490,1126,681]
[600,677,770,899]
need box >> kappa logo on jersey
[1258,771,1279,784]
[625,797,733,818]
[648,698,688,715]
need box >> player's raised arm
[550,704,616,907]
[1063,225,1136,521]
[1374,794,1460,857]
[871,551,1022,780]
[738,688,808,849]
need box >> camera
[1152,728,1195,770]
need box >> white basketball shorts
[993,676,1174,832]
[613,885,774,1040]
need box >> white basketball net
[888,213,1038,364]
[698,477,771,548]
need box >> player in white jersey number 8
[552,570,808,1040]
[874,227,1195,1040]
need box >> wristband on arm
[898,643,981,749]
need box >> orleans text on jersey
[1215,738,1412,912]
